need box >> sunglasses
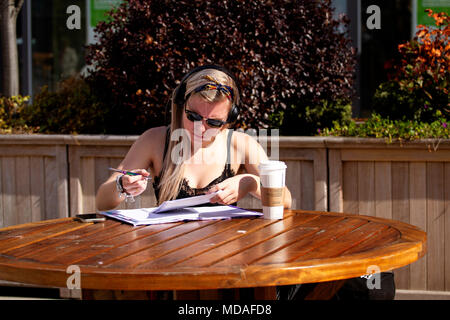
[184,107,227,128]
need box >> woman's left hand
[208,174,258,205]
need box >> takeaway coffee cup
[258,160,287,219]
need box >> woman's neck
[189,129,227,162]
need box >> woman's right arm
[95,127,164,211]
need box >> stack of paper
[99,191,262,226]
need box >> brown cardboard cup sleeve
[261,186,285,207]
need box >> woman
[96,65,292,211]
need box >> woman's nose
[193,120,206,134]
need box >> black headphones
[169,65,240,125]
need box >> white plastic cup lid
[259,160,287,171]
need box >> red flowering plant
[372,10,449,127]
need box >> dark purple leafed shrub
[85,0,356,135]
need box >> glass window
[360,0,412,117]
[31,0,87,94]
[332,0,413,118]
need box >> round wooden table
[0,210,426,299]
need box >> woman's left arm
[210,132,292,209]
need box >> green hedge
[319,113,449,143]
[0,95,32,133]
[20,77,107,134]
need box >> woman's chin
[191,134,215,147]
[191,134,203,143]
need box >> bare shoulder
[139,126,168,144]
[135,125,168,160]
[120,126,168,172]
[230,130,260,148]
[229,129,268,165]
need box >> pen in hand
[108,167,152,181]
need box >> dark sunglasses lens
[186,110,225,128]
[186,111,203,122]
[206,119,225,128]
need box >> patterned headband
[192,75,235,101]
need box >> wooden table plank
[255,217,368,264]
[340,227,400,256]
[40,221,192,265]
[136,213,319,269]
[7,220,119,258]
[105,218,271,269]
[73,220,230,267]
[294,221,389,261]
[22,222,138,263]
[0,220,91,253]
[207,215,343,268]
[167,214,329,268]
[0,219,69,239]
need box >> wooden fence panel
[328,144,450,292]
[409,162,427,290]
[16,156,31,225]
[1,157,16,227]
[427,162,445,291]
[30,157,45,222]
[68,144,158,216]
[358,161,375,216]
[342,161,358,214]
[374,161,392,220]
[0,143,68,228]
[445,163,450,291]
[0,157,3,228]
[285,160,301,209]
[328,149,343,212]
[391,162,410,290]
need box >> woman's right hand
[120,169,150,197]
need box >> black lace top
[152,127,236,205]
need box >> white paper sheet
[153,191,222,213]
[100,205,262,226]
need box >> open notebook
[99,191,262,226]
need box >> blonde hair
[157,68,239,203]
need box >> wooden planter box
[325,137,450,298]
[0,134,449,298]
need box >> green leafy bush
[21,77,107,134]
[0,95,32,133]
[320,113,449,143]
[276,100,352,136]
